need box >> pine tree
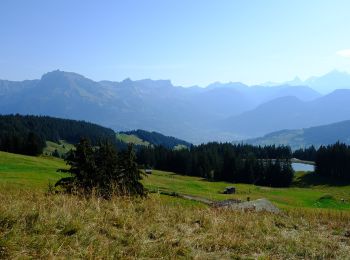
[118,145,146,196]
[94,140,119,197]
[56,138,97,194]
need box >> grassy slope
[1,151,350,210]
[0,151,67,188]
[1,189,349,259]
[144,170,350,210]
[116,133,150,146]
[173,144,188,150]
[43,140,74,156]
[1,151,350,258]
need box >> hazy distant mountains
[264,70,350,94]
[243,120,350,150]
[223,89,350,138]
[1,70,350,143]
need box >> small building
[223,186,236,194]
[145,169,153,174]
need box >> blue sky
[1,0,350,86]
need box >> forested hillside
[118,129,192,149]
[0,114,118,155]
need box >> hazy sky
[1,0,350,86]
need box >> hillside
[0,151,67,187]
[0,114,118,156]
[0,114,193,158]
[2,187,350,259]
[117,129,192,149]
[1,150,350,210]
[244,120,350,149]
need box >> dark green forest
[315,142,350,181]
[137,143,294,187]
[120,129,192,149]
[0,114,119,155]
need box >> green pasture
[143,170,350,210]
[0,151,67,188]
[1,151,350,210]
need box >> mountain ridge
[0,69,348,143]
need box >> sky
[1,0,350,86]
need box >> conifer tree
[56,139,146,197]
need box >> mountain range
[1,70,350,143]
[222,89,350,138]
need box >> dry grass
[1,187,350,259]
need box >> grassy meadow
[0,151,67,188]
[2,151,350,211]
[1,151,350,258]
[144,170,350,211]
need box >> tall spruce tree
[118,145,146,196]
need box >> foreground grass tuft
[1,187,350,259]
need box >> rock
[212,199,241,207]
[213,198,280,214]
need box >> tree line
[315,142,350,181]
[137,143,294,187]
[293,142,350,181]
[292,146,317,161]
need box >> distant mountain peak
[206,81,248,90]
[265,70,350,94]
[307,69,349,82]
[287,76,303,85]
[122,77,132,82]
[304,70,350,94]
[40,70,88,82]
